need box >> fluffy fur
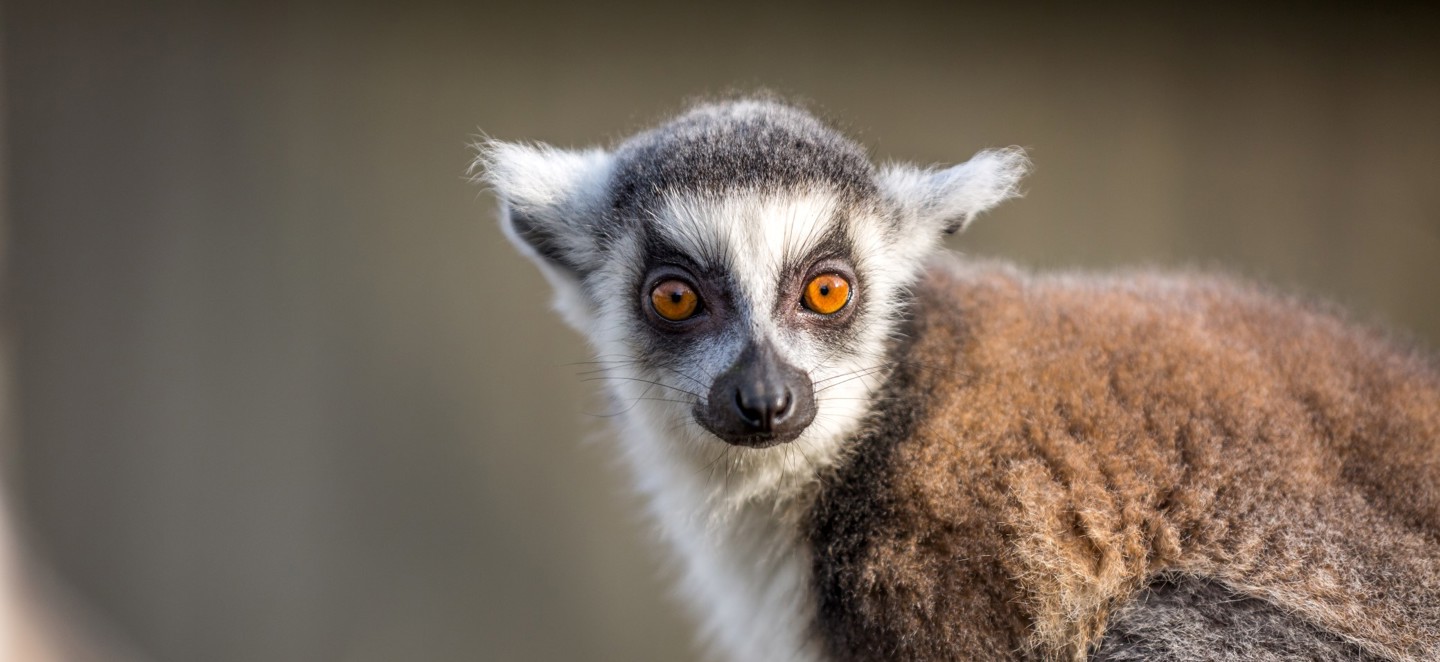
[1093,575,1384,661]
[478,97,1440,661]
[809,259,1440,661]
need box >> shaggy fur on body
[810,258,1440,661]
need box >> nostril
[735,389,763,426]
[773,390,794,422]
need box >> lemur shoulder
[477,98,1440,661]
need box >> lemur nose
[701,341,816,447]
[734,387,794,432]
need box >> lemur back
[478,98,1440,661]
[810,259,1440,660]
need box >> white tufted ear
[472,140,618,331]
[473,140,616,279]
[878,147,1029,239]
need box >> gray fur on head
[475,98,1028,285]
[607,100,879,216]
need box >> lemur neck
[619,418,832,662]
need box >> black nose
[734,386,794,432]
[699,341,816,448]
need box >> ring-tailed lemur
[476,98,1440,661]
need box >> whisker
[812,363,888,387]
[630,396,701,406]
[571,358,712,394]
[815,367,891,394]
[581,381,658,418]
[580,376,703,399]
[790,439,818,474]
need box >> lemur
[477,98,1440,661]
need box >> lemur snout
[701,341,816,448]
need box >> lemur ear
[473,140,616,278]
[877,147,1029,236]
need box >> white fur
[482,136,1028,661]
[877,147,1030,245]
[472,141,615,328]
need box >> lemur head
[479,99,1026,498]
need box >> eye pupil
[650,279,700,322]
[803,273,851,315]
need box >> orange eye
[651,279,700,321]
[803,273,851,315]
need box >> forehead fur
[609,100,878,218]
[647,190,850,274]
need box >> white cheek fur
[554,190,928,662]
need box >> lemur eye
[651,279,700,321]
[803,274,851,315]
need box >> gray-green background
[5,2,1438,661]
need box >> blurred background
[3,2,1439,661]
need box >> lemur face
[480,100,1025,476]
[626,189,874,448]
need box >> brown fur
[808,256,1440,661]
